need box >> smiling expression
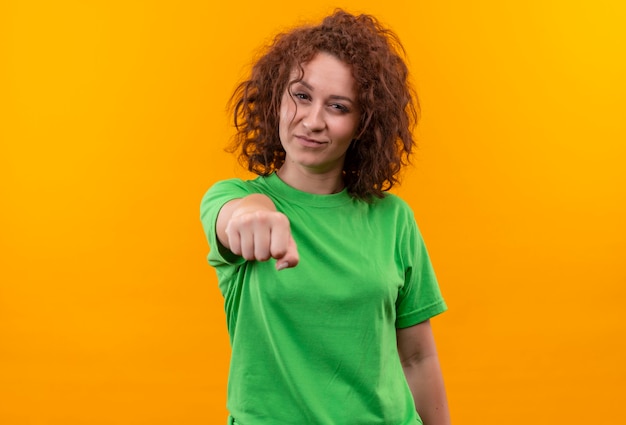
[278,52,361,181]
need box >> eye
[330,103,350,113]
[293,92,310,101]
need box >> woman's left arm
[396,319,451,425]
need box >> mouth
[296,135,327,147]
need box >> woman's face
[278,52,360,177]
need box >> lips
[296,135,327,147]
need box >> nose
[302,103,325,132]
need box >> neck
[276,167,344,195]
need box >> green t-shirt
[200,173,447,425]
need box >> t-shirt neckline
[262,173,353,207]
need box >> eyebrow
[296,80,356,104]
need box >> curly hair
[228,9,419,200]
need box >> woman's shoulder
[205,175,266,194]
[371,192,414,215]
[358,193,416,229]
[200,176,268,210]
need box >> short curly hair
[228,9,419,200]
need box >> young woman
[201,9,450,425]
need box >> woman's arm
[216,194,299,270]
[396,320,451,425]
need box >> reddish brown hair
[228,9,419,200]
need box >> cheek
[278,103,290,143]
[279,102,290,126]
[334,118,360,141]
[279,97,299,141]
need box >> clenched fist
[217,194,299,270]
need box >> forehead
[289,52,356,95]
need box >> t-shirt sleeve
[199,178,255,267]
[395,210,447,328]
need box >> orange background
[1,0,625,424]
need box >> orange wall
[1,1,625,424]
